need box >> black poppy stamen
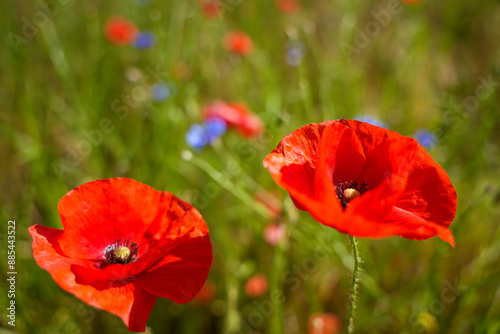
[335,180,368,210]
[104,238,139,265]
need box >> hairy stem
[346,236,361,334]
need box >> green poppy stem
[346,236,361,334]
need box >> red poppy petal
[238,113,264,137]
[128,288,157,332]
[313,125,348,206]
[341,136,449,240]
[57,178,183,260]
[135,234,212,303]
[269,161,344,229]
[132,198,211,276]
[264,121,344,216]
[315,122,365,192]
[264,122,327,176]
[290,195,308,211]
[383,147,457,245]
[203,101,242,125]
[227,103,263,137]
[29,225,156,331]
[339,119,402,153]
[348,142,455,245]
[264,125,320,197]
[323,123,366,184]
[264,124,320,202]
[280,163,316,199]
[71,264,130,289]
[349,138,417,221]
[337,137,455,243]
[383,206,455,246]
[395,148,457,228]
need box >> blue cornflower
[151,82,171,101]
[186,124,209,150]
[133,31,156,49]
[205,118,227,140]
[354,115,388,128]
[186,118,228,150]
[414,129,437,149]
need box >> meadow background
[1,0,500,333]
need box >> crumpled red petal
[57,178,175,259]
[134,233,212,303]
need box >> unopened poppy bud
[114,246,131,261]
[343,188,361,202]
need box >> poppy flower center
[335,181,368,210]
[343,188,360,201]
[104,239,139,265]
[114,246,131,260]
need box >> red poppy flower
[105,17,139,45]
[201,1,222,18]
[29,178,212,332]
[245,273,268,297]
[224,31,253,56]
[308,313,341,334]
[263,120,457,246]
[202,101,264,138]
[276,0,300,13]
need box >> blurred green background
[1,0,500,333]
